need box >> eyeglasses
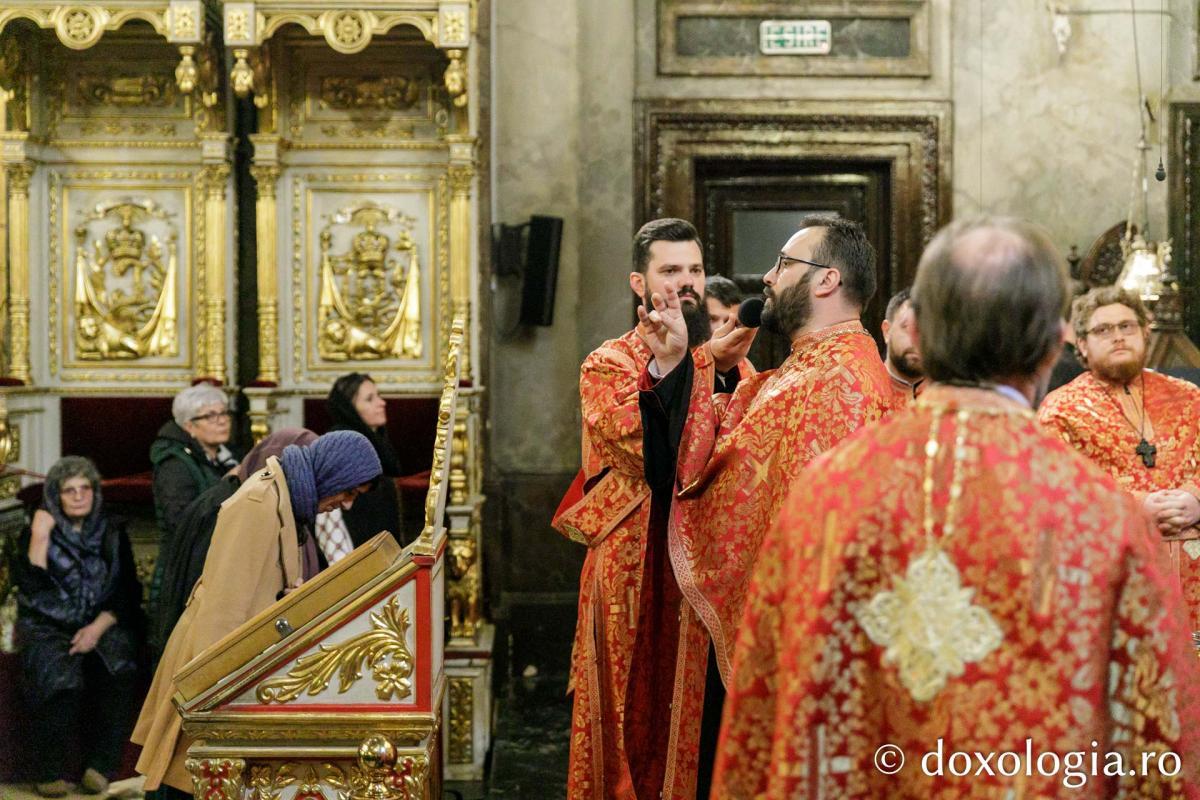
[190,410,232,423]
[61,485,93,497]
[1086,320,1142,340]
[770,253,830,274]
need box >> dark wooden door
[694,158,893,369]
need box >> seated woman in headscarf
[17,456,143,798]
[323,373,408,558]
[132,430,382,799]
[152,428,318,655]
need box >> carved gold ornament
[443,50,466,109]
[231,49,254,97]
[442,11,466,44]
[256,595,415,703]
[325,10,372,53]
[176,46,198,93]
[77,74,176,107]
[172,6,198,40]
[58,7,102,48]
[186,758,245,800]
[73,199,179,361]
[447,676,474,764]
[226,9,250,42]
[318,202,422,362]
[319,77,423,112]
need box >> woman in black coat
[17,456,142,798]
[326,373,408,551]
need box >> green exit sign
[759,20,832,55]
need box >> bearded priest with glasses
[1039,285,1200,630]
[635,215,901,792]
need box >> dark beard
[761,269,813,338]
[642,291,712,348]
[888,348,923,381]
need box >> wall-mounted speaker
[520,216,562,326]
[491,215,563,328]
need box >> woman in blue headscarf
[132,430,382,798]
[17,456,143,797]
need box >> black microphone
[738,297,765,328]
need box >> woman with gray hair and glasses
[148,382,239,651]
[17,456,142,797]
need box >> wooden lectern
[174,323,465,800]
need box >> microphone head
[738,296,765,328]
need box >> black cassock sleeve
[639,353,695,496]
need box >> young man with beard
[1040,286,1200,629]
[636,217,900,789]
[881,287,924,403]
[712,217,1200,798]
[552,218,754,800]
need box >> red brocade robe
[714,386,1200,799]
[668,320,902,683]
[553,329,753,800]
[1039,370,1200,630]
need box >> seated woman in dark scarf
[152,428,318,655]
[133,430,382,798]
[17,456,143,798]
[325,373,409,553]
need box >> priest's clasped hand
[1144,489,1200,535]
[636,282,689,375]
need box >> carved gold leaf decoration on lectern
[318,201,422,361]
[73,199,178,360]
[256,596,415,703]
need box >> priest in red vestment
[552,218,753,800]
[883,287,924,404]
[713,217,1200,799]
[1040,286,1200,631]
[638,215,902,700]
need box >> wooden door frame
[635,98,952,294]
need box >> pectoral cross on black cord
[1117,380,1157,468]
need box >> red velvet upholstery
[302,397,439,477]
[60,397,174,480]
[304,397,438,514]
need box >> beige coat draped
[132,456,302,791]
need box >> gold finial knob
[350,735,400,800]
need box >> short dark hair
[705,275,741,306]
[885,288,912,322]
[633,218,701,275]
[798,215,876,310]
[913,217,1069,384]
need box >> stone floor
[0,776,143,800]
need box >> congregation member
[704,274,742,330]
[637,217,899,786]
[552,218,753,800]
[712,216,1200,798]
[152,428,318,653]
[150,382,239,540]
[326,372,407,552]
[881,287,924,403]
[148,382,239,644]
[1040,286,1200,628]
[133,430,382,798]
[17,457,142,798]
